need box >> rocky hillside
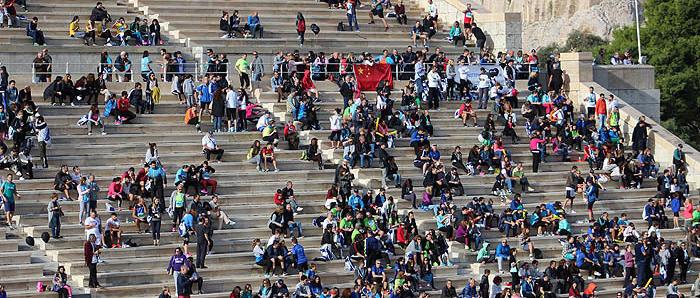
[468,0,643,49]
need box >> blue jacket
[348,194,364,210]
[495,244,510,258]
[461,283,478,298]
[585,184,597,203]
[410,130,427,143]
[291,243,308,265]
[671,197,681,213]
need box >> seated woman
[448,21,464,46]
[261,142,279,172]
[52,266,72,298]
[131,197,148,234]
[306,138,323,170]
[107,177,126,211]
[210,195,235,229]
[410,20,427,47]
[81,104,106,135]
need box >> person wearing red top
[458,101,477,127]
[83,234,102,288]
[260,143,278,172]
[116,91,136,124]
[595,93,607,129]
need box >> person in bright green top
[608,107,620,129]
[363,216,378,231]
[235,53,251,91]
[448,21,465,47]
[393,271,406,290]
[692,208,700,226]
[169,183,188,230]
[1,174,19,229]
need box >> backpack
[337,22,345,32]
[310,23,320,35]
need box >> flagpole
[633,0,643,64]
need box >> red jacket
[117,97,130,112]
[83,241,100,265]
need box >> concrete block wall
[593,65,660,122]
[560,52,699,192]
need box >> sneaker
[570,210,576,214]
[274,169,279,172]
[70,102,75,107]
[101,132,107,135]
[296,207,304,212]
[88,132,92,136]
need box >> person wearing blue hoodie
[495,239,511,274]
[348,189,365,211]
[290,237,308,273]
[410,128,430,158]
[670,192,682,229]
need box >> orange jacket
[595,98,607,115]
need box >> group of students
[69,2,163,46]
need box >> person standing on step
[47,193,63,239]
[167,247,190,294]
[296,13,306,47]
[367,0,389,31]
[34,115,50,168]
[84,233,101,289]
[1,173,18,229]
[235,53,251,92]
[194,216,210,269]
[346,0,360,32]
[195,76,213,123]
[148,196,163,246]
[251,51,265,94]
[471,23,486,51]
[147,160,167,208]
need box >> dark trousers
[239,73,250,89]
[531,151,541,173]
[150,220,161,240]
[205,148,224,161]
[88,262,98,287]
[39,141,48,168]
[196,241,207,267]
[624,267,635,286]
[679,262,688,282]
[428,87,439,109]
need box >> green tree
[602,0,700,149]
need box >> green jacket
[476,242,490,262]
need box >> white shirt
[330,114,342,131]
[585,92,596,108]
[202,135,217,150]
[427,71,440,88]
[84,217,102,244]
[428,4,437,17]
[226,89,239,109]
[457,66,469,81]
[477,73,490,89]
[256,115,269,130]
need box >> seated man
[247,12,264,39]
[410,20,427,47]
[261,142,279,172]
[393,1,408,24]
[201,131,224,162]
[105,212,123,248]
[26,17,46,46]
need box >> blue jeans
[288,221,303,238]
[79,201,90,224]
[214,116,224,132]
[360,155,373,168]
[347,13,359,31]
[597,114,606,129]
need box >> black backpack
[310,23,320,35]
[337,22,345,32]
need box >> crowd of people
[0,0,698,298]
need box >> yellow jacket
[69,21,80,37]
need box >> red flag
[354,64,393,91]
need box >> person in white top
[201,132,224,162]
[225,87,239,132]
[256,112,272,132]
[584,86,596,117]
[84,211,102,246]
[329,108,342,149]
[427,0,438,26]
[427,66,441,110]
[477,67,490,109]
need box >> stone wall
[560,52,699,192]
[467,0,642,50]
[593,65,660,122]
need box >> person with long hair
[296,12,306,47]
